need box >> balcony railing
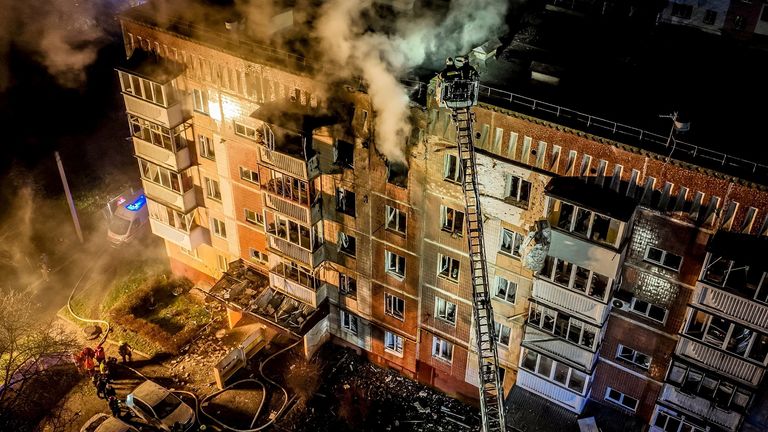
[123,93,186,128]
[516,369,587,413]
[264,193,321,225]
[533,279,609,325]
[133,137,191,172]
[148,218,209,250]
[267,236,325,268]
[523,326,598,372]
[676,338,764,385]
[696,284,768,330]
[140,180,197,213]
[659,384,742,431]
[258,146,320,180]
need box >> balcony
[141,180,197,213]
[549,229,624,278]
[696,284,768,329]
[263,193,321,225]
[523,326,598,372]
[258,146,320,180]
[123,94,186,128]
[267,236,325,268]
[133,136,191,172]
[149,218,209,250]
[533,279,609,325]
[268,268,328,308]
[659,384,742,431]
[676,338,764,385]
[516,369,588,413]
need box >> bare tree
[0,289,79,430]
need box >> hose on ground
[198,337,302,432]
[66,247,111,347]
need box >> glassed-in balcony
[138,159,197,213]
[129,115,192,171]
[117,52,188,128]
[659,384,743,431]
[146,199,209,250]
[265,210,325,268]
[532,278,610,325]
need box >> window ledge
[386,272,405,281]
[384,348,404,358]
[385,312,405,322]
[437,274,460,284]
[436,317,457,327]
[440,228,463,238]
[432,356,453,365]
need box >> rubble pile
[281,345,481,431]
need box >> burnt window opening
[336,188,356,217]
[334,139,354,168]
[339,273,357,298]
[387,162,409,188]
[338,232,356,257]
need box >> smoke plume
[315,0,509,164]
[0,0,128,91]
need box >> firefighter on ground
[95,345,106,364]
[108,396,121,418]
[118,341,133,363]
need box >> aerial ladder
[435,57,506,432]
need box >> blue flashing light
[126,194,146,212]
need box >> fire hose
[67,249,111,346]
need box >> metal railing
[403,79,768,182]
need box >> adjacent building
[116,0,768,429]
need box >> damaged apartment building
[116,1,768,430]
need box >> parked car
[80,413,139,432]
[125,381,195,432]
[107,192,149,246]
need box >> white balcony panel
[549,229,622,278]
[133,137,191,171]
[264,193,321,225]
[676,338,764,385]
[533,279,609,325]
[267,236,324,268]
[268,272,328,307]
[523,326,597,371]
[123,94,184,128]
[149,219,209,250]
[141,180,197,213]
[660,384,742,431]
[259,147,312,180]
[516,369,587,413]
[697,284,768,329]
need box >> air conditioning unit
[612,299,631,312]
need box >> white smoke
[315,0,509,164]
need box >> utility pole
[55,152,84,244]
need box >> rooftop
[116,49,185,84]
[208,260,328,336]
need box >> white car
[107,192,149,246]
[80,413,139,432]
[125,381,195,432]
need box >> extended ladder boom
[453,107,507,432]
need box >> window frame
[337,232,357,257]
[211,218,227,238]
[437,254,461,282]
[239,166,259,185]
[494,322,512,347]
[339,273,357,298]
[440,206,464,236]
[616,344,652,369]
[540,256,611,302]
[384,293,405,320]
[336,188,356,217]
[519,348,588,395]
[198,134,215,160]
[604,387,639,412]
[499,229,524,258]
[385,205,407,235]
[384,331,404,356]
[340,310,359,335]
[205,177,222,201]
[547,199,622,247]
[385,250,406,278]
[644,246,683,272]
[192,88,209,114]
[494,276,517,304]
[432,336,454,363]
[528,303,598,350]
[234,121,259,141]
[505,174,531,208]
[629,297,668,324]
[435,296,457,325]
[443,154,462,183]
[244,208,263,226]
